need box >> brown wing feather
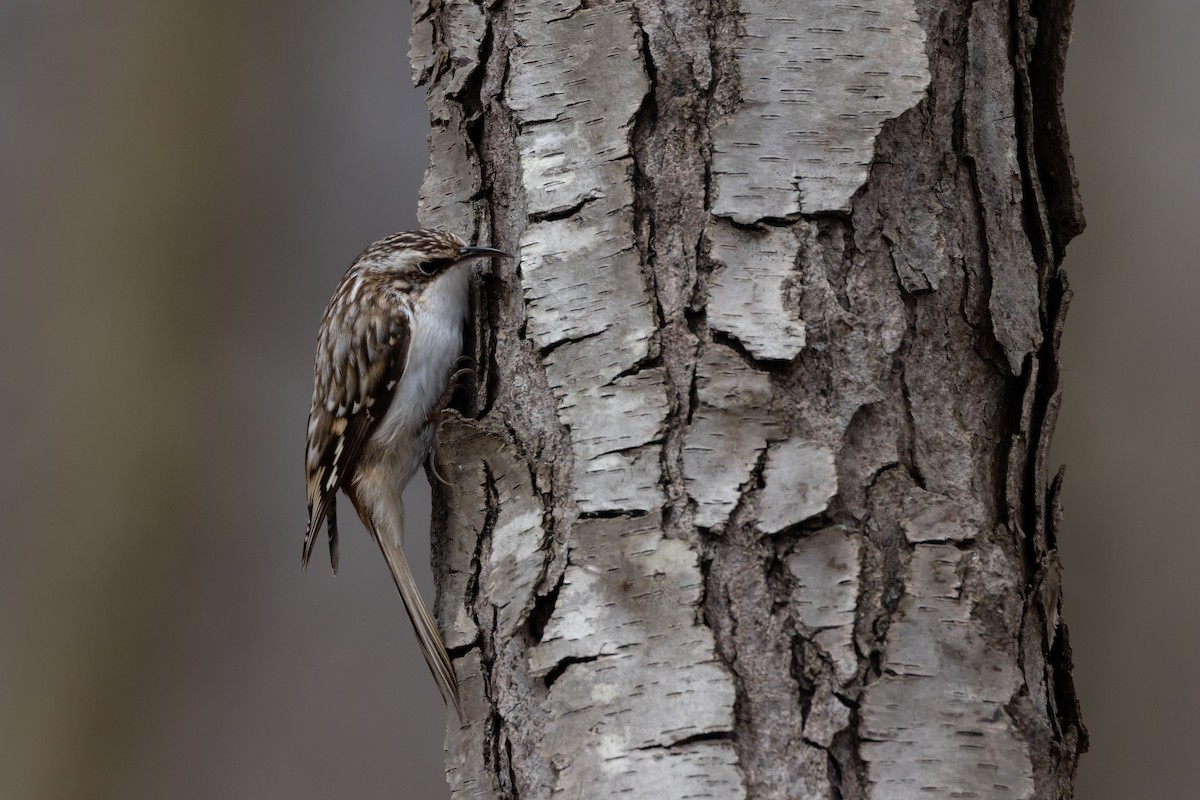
[304,287,412,571]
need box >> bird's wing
[304,291,412,571]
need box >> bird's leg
[426,359,477,486]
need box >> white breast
[368,263,470,480]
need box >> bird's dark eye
[417,260,438,275]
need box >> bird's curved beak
[457,245,511,262]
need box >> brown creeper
[304,229,507,718]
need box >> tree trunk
[413,0,1085,797]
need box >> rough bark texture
[412,0,1085,796]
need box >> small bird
[304,229,507,717]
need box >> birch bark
[413,0,1085,797]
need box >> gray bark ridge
[414,0,1085,797]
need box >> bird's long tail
[373,530,463,721]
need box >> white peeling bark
[509,6,668,516]
[787,526,861,682]
[860,477,1035,798]
[411,0,1086,797]
[861,542,1034,799]
[705,222,807,360]
[683,343,781,528]
[528,513,740,798]
[710,0,930,221]
[757,439,838,533]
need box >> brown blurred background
[0,2,1194,798]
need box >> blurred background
[0,1,1194,798]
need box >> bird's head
[357,229,509,281]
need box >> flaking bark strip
[443,650,499,800]
[803,681,853,750]
[682,343,781,529]
[1043,471,1085,756]
[508,4,668,513]
[1006,356,1042,549]
[518,217,653,355]
[787,526,862,684]
[705,515,831,798]
[413,0,488,239]
[1010,0,1056,281]
[757,440,838,534]
[411,0,486,116]
[435,415,553,799]
[421,118,486,236]
[433,416,491,650]
[1023,0,1086,260]
[965,0,1042,375]
[710,0,930,221]
[483,443,548,639]
[434,415,549,643]
[859,536,1035,799]
[528,513,741,798]
[1031,274,1072,554]
[704,221,806,361]
[507,6,648,219]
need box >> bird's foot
[427,366,477,422]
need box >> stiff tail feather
[302,493,338,573]
[374,533,463,721]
